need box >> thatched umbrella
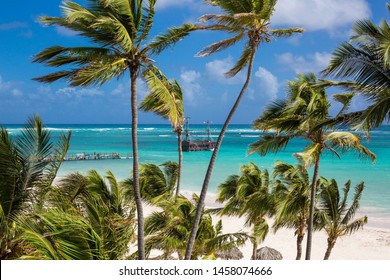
[215,246,244,260]
[255,246,283,260]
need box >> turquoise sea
[5,124,390,228]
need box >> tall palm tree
[0,116,70,259]
[32,0,195,259]
[216,162,275,260]
[322,3,390,130]
[184,0,303,260]
[139,67,184,196]
[144,194,247,260]
[249,73,376,259]
[272,161,311,260]
[316,178,367,260]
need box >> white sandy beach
[144,191,390,260]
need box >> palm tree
[140,67,184,196]
[249,73,376,259]
[32,0,195,259]
[144,194,247,260]
[272,161,311,260]
[216,162,275,260]
[184,0,303,260]
[0,116,70,259]
[316,178,367,260]
[17,170,136,260]
[122,161,179,203]
[322,3,390,130]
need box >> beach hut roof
[255,246,283,260]
[215,246,244,260]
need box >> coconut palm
[216,162,275,260]
[184,0,303,260]
[139,67,184,196]
[249,73,376,259]
[122,161,178,203]
[272,161,311,260]
[32,0,195,259]
[16,170,136,260]
[144,194,247,260]
[316,178,367,260]
[0,116,70,259]
[322,3,390,130]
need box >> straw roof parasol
[215,246,244,260]
[255,246,283,260]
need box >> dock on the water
[40,152,132,162]
[64,152,131,161]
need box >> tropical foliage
[216,162,275,259]
[249,72,376,259]
[322,3,390,130]
[140,67,184,196]
[272,161,311,260]
[185,0,303,260]
[32,0,195,259]
[15,170,136,260]
[316,178,367,260]
[0,116,70,259]
[145,194,247,260]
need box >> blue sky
[0,0,388,124]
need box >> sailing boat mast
[204,120,212,141]
[184,116,191,141]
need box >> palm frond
[225,47,252,77]
[140,66,184,128]
[148,23,198,55]
[196,32,245,57]
[248,134,292,156]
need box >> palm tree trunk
[305,158,320,260]
[296,233,304,260]
[251,241,258,260]
[323,238,336,260]
[130,67,145,260]
[175,130,183,197]
[184,49,257,260]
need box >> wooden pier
[40,152,132,162]
[63,152,131,161]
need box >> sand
[144,191,390,260]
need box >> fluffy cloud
[276,52,332,74]
[253,67,279,100]
[56,87,104,98]
[205,57,245,85]
[272,0,371,32]
[180,70,202,105]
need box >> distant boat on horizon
[182,117,216,152]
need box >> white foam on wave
[159,135,170,137]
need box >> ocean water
[5,124,390,227]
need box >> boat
[182,117,216,152]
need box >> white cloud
[276,52,332,74]
[254,67,279,100]
[180,70,202,105]
[205,56,245,85]
[272,0,371,32]
[56,87,104,98]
